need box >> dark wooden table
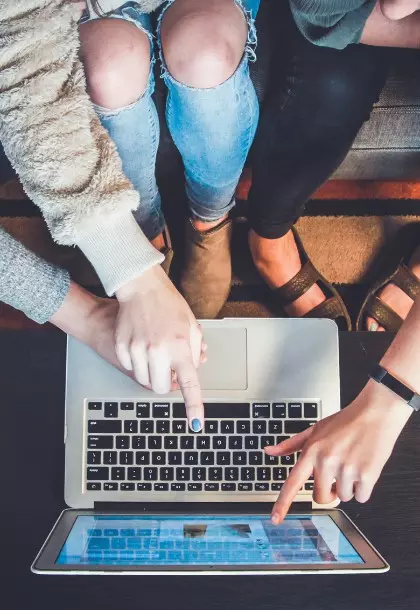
[5,330,420,610]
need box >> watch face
[383,372,415,403]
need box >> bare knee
[80,19,151,109]
[161,0,248,88]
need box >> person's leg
[248,7,389,317]
[79,7,165,248]
[158,0,260,317]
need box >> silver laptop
[32,318,388,574]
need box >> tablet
[32,509,388,575]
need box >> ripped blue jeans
[80,0,260,240]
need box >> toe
[366,316,380,332]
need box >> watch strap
[369,364,420,411]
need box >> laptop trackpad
[199,327,247,390]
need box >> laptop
[32,318,389,574]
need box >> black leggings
[248,4,390,239]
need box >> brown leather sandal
[272,227,352,331]
[356,223,420,332]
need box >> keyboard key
[164,437,178,450]
[253,421,267,434]
[200,452,214,465]
[281,454,296,465]
[88,420,121,434]
[257,467,270,481]
[157,420,170,434]
[181,436,194,449]
[225,467,239,481]
[88,402,102,411]
[269,421,282,434]
[237,420,250,434]
[305,482,314,491]
[172,421,186,434]
[137,483,152,491]
[229,436,243,450]
[120,451,133,465]
[252,403,270,418]
[233,452,247,465]
[140,420,154,434]
[271,483,283,491]
[87,467,109,480]
[135,452,149,465]
[88,435,113,449]
[136,403,150,418]
[168,452,182,465]
[255,483,269,491]
[276,435,290,445]
[152,452,166,465]
[154,483,169,491]
[260,436,275,449]
[273,467,287,480]
[272,403,287,418]
[185,452,199,465]
[216,452,230,465]
[144,467,158,481]
[124,420,138,434]
[127,467,141,480]
[148,436,162,450]
[116,436,130,449]
[222,483,236,491]
[238,483,253,491]
[213,436,227,450]
[304,403,318,418]
[205,421,218,434]
[176,468,190,481]
[103,451,117,465]
[241,467,255,481]
[121,402,134,411]
[192,467,206,481]
[188,483,202,492]
[209,468,223,481]
[285,421,316,434]
[121,483,135,491]
[104,402,118,418]
[205,483,219,491]
[160,467,174,481]
[153,403,170,418]
[87,482,101,490]
[104,482,118,491]
[197,437,210,450]
[87,451,101,465]
[132,436,146,450]
[288,403,302,418]
[174,403,250,419]
[249,452,263,465]
[245,436,259,449]
[265,454,279,465]
[171,483,186,491]
[221,421,235,434]
[111,467,125,480]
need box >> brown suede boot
[180,218,233,319]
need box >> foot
[180,215,232,319]
[249,229,326,317]
[366,244,420,331]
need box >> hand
[115,265,205,431]
[266,380,413,524]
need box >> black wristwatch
[369,364,420,411]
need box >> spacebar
[173,403,250,418]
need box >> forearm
[361,1,420,47]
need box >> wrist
[360,378,414,424]
[49,281,100,343]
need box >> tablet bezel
[31,508,389,575]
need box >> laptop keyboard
[85,401,319,494]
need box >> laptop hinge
[94,501,312,513]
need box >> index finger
[271,454,314,524]
[173,353,204,432]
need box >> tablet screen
[56,515,363,566]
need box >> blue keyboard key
[111,538,126,549]
[87,529,102,536]
[104,529,119,536]
[120,529,136,536]
[88,538,110,550]
[127,539,143,549]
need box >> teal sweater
[290,0,377,49]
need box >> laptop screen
[56,514,363,566]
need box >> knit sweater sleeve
[0,0,163,295]
[289,0,377,49]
